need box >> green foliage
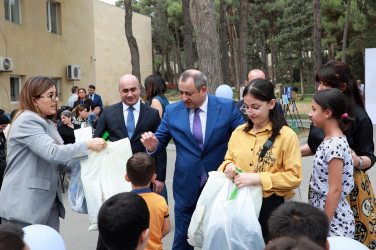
[322,0,376,78]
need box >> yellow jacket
[218,123,302,199]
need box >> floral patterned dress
[310,137,355,238]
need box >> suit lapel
[204,95,220,149]
[115,102,127,138]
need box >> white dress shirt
[66,93,78,108]
[189,95,208,143]
[88,93,96,100]
[122,100,141,128]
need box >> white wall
[365,48,376,124]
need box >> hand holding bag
[188,171,264,249]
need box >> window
[46,1,58,34]
[10,76,21,103]
[52,78,61,99]
[4,0,21,24]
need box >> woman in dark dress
[0,114,10,188]
[301,60,376,248]
[73,88,94,111]
[57,110,80,145]
[144,75,170,203]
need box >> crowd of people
[0,59,374,250]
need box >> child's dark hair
[242,78,287,136]
[126,152,155,186]
[98,192,150,250]
[313,88,353,132]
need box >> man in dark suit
[88,84,103,110]
[141,69,244,249]
[94,74,163,250]
[236,69,284,121]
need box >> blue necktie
[193,108,206,187]
[127,106,135,139]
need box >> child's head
[98,192,150,250]
[310,88,352,131]
[126,152,156,187]
[91,104,101,115]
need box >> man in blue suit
[141,69,244,249]
[88,84,103,110]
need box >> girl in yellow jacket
[218,78,302,243]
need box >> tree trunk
[173,41,178,85]
[190,0,223,94]
[124,0,141,82]
[152,43,156,74]
[261,31,269,79]
[228,20,238,89]
[313,0,322,74]
[219,0,231,85]
[166,49,173,84]
[230,23,240,92]
[238,0,248,84]
[175,27,183,77]
[341,0,351,63]
[271,40,276,84]
[300,64,305,97]
[182,0,194,70]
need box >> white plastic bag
[68,161,88,214]
[80,138,132,231]
[188,171,264,249]
[74,124,92,142]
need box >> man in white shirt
[94,74,163,250]
[66,86,79,108]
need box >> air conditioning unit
[0,57,13,72]
[66,65,81,80]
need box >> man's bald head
[247,69,266,82]
[119,74,140,88]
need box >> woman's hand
[234,173,261,188]
[224,163,239,180]
[86,138,107,152]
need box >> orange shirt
[135,189,169,250]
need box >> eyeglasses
[240,104,263,115]
[37,93,61,101]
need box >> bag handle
[229,169,242,200]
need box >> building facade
[0,0,152,112]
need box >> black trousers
[258,194,284,244]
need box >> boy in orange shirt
[125,152,170,250]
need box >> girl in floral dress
[309,88,355,238]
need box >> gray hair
[61,110,72,117]
[180,70,207,91]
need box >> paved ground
[60,126,376,250]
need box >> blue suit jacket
[88,94,103,110]
[154,95,244,207]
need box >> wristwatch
[356,156,364,168]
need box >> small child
[88,104,101,127]
[309,88,355,238]
[125,152,170,250]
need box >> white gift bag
[74,124,92,142]
[188,171,263,249]
[80,138,133,231]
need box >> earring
[34,104,42,116]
